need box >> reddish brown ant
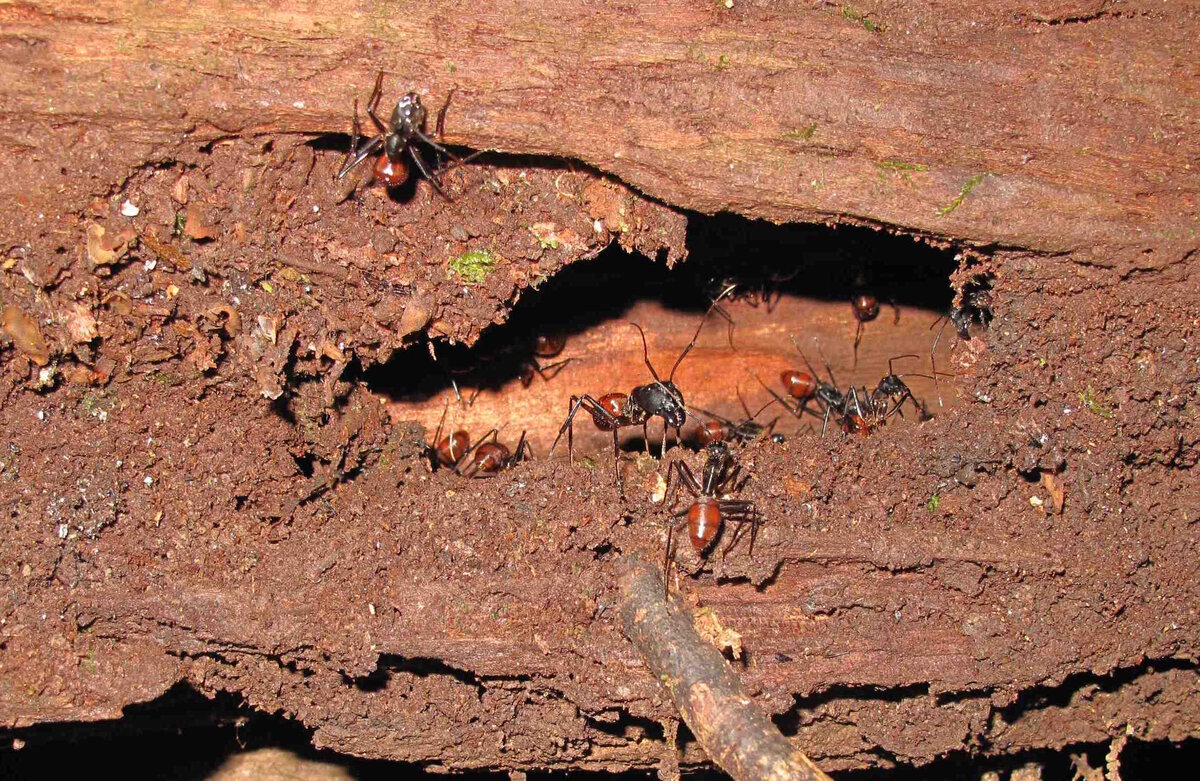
[458,430,532,478]
[758,338,849,437]
[549,296,730,485]
[851,293,900,366]
[336,72,479,197]
[427,403,472,470]
[662,441,764,595]
[693,389,783,447]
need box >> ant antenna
[667,285,737,382]
[630,322,662,383]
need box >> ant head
[391,92,427,137]
[704,440,730,461]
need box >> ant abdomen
[591,393,628,431]
[533,333,567,358]
[469,442,510,474]
[436,431,470,467]
[781,369,817,401]
[373,154,409,188]
[688,497,722,552]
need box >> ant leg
[890,299,901,325]
[367,71,385,117]
[337,124,384,181]
[514,431,532,462]
[454,429,499,476]
[407,144,452,200]
[551,395,584,462]
[528,357,571,384]
[642,421,652,456]
[853,319,864,367]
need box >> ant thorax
[631,380,686,428]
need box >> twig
[616,555,832,781]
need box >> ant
[851,294,900,366]
[336,71,479,197]
[549,297,729,485]
[693,389,783,447]
[870,354,935,420]
[759,338,848,436]
[519,333,571,388]
[662,441,764,595]
[426,403,473,470]
[458,430,532,478]
[929,288,992,405]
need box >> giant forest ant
[662,441,764,595]
[549,296,731,485]
[337,72,480,197]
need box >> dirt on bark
[0,1,1197,776]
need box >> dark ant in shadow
[448,332,573,406]
[929,288,991,406]
[336,72,480,197]
[693,389,784,447]
[705,269,799,314]
[851,293,900,366]
[549,295,731,487]
[519,333,572,388]
[458,430,532,478]
[662,441,764,596]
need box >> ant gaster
[549,297,729,484]
[427,404,472,470]
[337,72,478,198]
[662,441,764,595]
[459,430,532,478]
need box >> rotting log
[0,1,1197,777]
[618,555,833,781]
[1,1,1197,271]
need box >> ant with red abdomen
[851,293,900,366]
[662,441,764,595]
[548,292,734,486]
[458,430,532,478]
[337,72,480,197]
[692,388,783,448]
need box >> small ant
[336,71,478,197]
[759,339,848,436]
[851,294,900,366]
[549,297,729,484]
[662,441,764,595]
[693,390,783,447]
[458,430,532,478]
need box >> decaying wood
[618,555,832,781]
[0,1,1196,269]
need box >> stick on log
[616,555,832,781]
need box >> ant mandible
[549,296,731,485]
[336,71,479,197]
[458,430,532,478]
[662,441,764,595]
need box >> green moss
[448,249,496,285]
[1079,386,1114,419]
[877,160,928,173]
[842,5,886,32]
[936,173,988,217]
[782,123,818,140]
[926,494,940,512]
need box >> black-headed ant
[662,441,764,594]
[851,293,900,366]
[549,297,730,485]
[337,72,479,197]
[929,288,992,405]
[871,354,936,420]
[458,430,532,478]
